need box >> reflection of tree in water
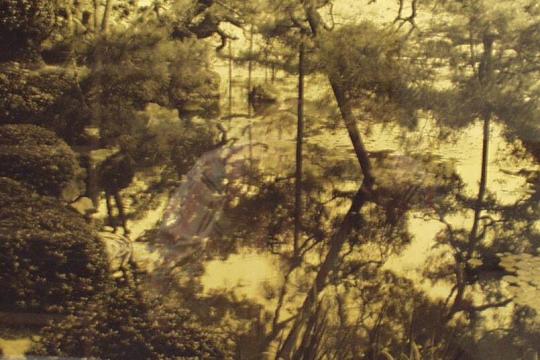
[122,92,540,359]
[134,132,488,358]
[416,149,540,357]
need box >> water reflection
[131,67,540,358]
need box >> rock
[99,231,133,272]
[61,178,84,203]
[70,196,95,216]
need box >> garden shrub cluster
[0,177,110,314]
[0,63,90,143]
[0,124,81,197]
[0,0,55,62]
[33,286,227,359]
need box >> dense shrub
[81,33,220,144]
[170,123,217,176]
[33,286,227,359]
[0,124,81,197]
[168,38,221,119]
[0,177,110,314]
[133,104,216,176]
[0,0,55,62]
[0,62,90,143]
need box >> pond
[132,61,540,358]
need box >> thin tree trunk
[101,0,114,33]
[248,25,254,172]
[447,33,494,321]
[277,187,370,358]
[330,80,375,186]
[276,3,375,358]
[294,39,305,258]
[468,115,490,254]
[247,25,254,116]
[92,0,99,32]
[228,40,233,118]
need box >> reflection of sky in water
[201,250,282,306]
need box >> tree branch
[466,298,513,313]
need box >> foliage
[0,0,56,62]
[425,0,540,134]
[319,23,404,95]
[0,177,110,314]
[319,22,426,127]
[33,285,228,359]
[168,38,221,118]
[133,104,216,176]
[0,62,90,143]
[320,270,458,359]
[0,124,82,198]
[83,31,220,144]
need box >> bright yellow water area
[201,250,282,306]
[0,337,33,359]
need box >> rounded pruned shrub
[0,124,81,197]
[0,0,55,62]
[0,177,110,314]
[0,62,90,143]
[33,286,228,359]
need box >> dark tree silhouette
[97,149,135,235]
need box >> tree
[79,29,220,144]
[420,0,540,323]
[277,9,423,356]
[0,63,90,144]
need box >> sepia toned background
[1,0,540,359]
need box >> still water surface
[196,65,538,312]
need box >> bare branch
[393,0,418,35]
[324,3,335,31]
[466,298,513,313]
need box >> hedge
[0,124,81,197]
[0,177,110,314]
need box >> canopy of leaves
[83,31,220,143]
[131,104,216,176]
[319,23,405,96]
[319,22,426,128]
[0,177,109,314]
[425,0,540,133]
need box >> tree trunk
[447,33,494,321]
[92,0,99,32]
[248,25,254,171]
[228,40,233,118]
[276,3,376,358]
[468,114,490,254]
[294,39,305,258]
[277,188,370,358]
[330,80,375,186]
[467,32,494,256]
[247,25,254,116]
[101,0,114,33]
